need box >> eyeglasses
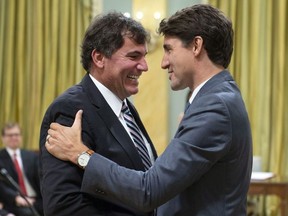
[3,133,21,138]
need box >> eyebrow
[126,50,147,56]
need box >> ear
[91,49,105,68]
[192,36,204,56]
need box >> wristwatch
[77,149,95,169]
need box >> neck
[190,62,224,91]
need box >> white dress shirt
[189,79,210,104]
[89,74,155,164]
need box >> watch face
[78,154,90,167]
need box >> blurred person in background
[0,123,43,216]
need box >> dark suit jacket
[0,148,42,214]
[39,74,157,216]
[80,70,253,216]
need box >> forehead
[163,36,183,48]
[116,36,147,54]
[4,126,21,133]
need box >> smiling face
[95,36,148,100]
[161,36,195,91]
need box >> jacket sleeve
[0,181,18,206]
[81,96,232,212]
[40,103,102,216]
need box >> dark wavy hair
[81,12,149,72]
[158,4,233,68]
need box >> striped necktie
[122,102,152,170]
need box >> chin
[170,85,181,91]
[129,89,139,96]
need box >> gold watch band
[86,149,95,156]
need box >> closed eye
[127,51,146,60]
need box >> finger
[46,134,51,143]
[47,128,52,136]
[47,128,56,138]
[45,140,52,151]
[72,110,83,131]
[50,122,63,130]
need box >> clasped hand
[45,110,88,164]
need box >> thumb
[72,110,83,131]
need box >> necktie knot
[121,102,130,115]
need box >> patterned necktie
[121,102,152,170]
[13,153,27,196]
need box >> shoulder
[0,149,8,157]
[194,73,242,112]
[51,74,94,106]
[45,84,87,117]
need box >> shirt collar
[6,147,20,158]
[89,74,123,117]
[189,78,210,104]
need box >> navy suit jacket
[39,74,157,216]
[0,149,42,208]
[80,71,253,216]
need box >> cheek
[172,56,184,71]
[13,138,20,142]
[177,53,193,71]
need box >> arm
[40,106,99,216]
[0,178,21,206]
[46,97,231,212]
[46,110,88,164]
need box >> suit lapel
[80,74,146,170]
[20,151,29,176]
[193,70,234,103]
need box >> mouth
[168,70,173,80]
[127,75,140,80]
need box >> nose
[161,55,169,69]
[137,58,148,72]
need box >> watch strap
[85,149,95,156]
[77,149,95,169]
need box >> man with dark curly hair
[40,12,157,216]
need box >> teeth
[128,75,139,79]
